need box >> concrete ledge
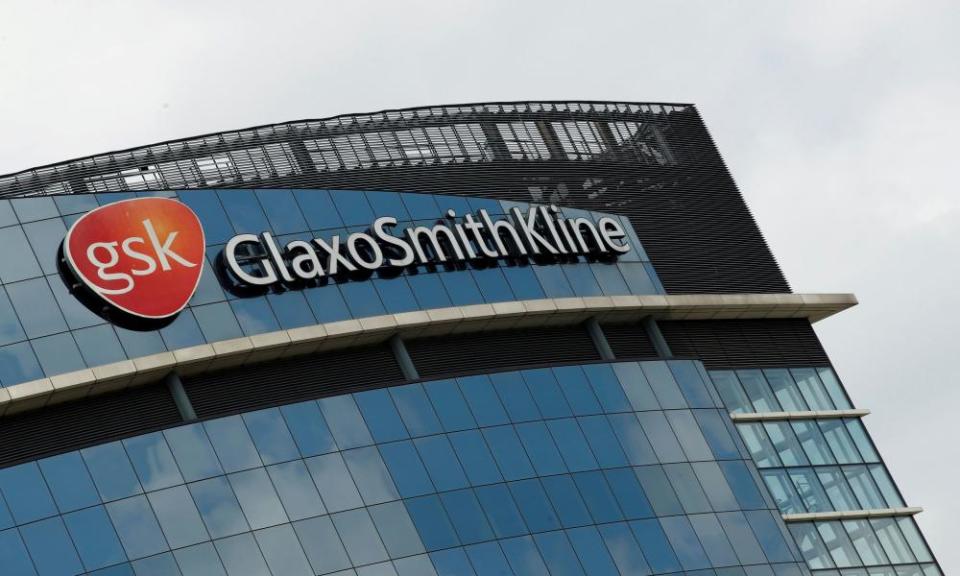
[730,409,871,422]
[0,292,856,419]
[782,507,922,523]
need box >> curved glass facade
[0,360,808,576]
[0,189,659,388]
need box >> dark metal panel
[658,319,830,369]
[0,101,790,295]
[600,322,660,359]
[183,345,404,419]
[0,384,181,469]
[406,326,601,379]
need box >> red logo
[64,197,206,319]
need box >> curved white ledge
[781,507,922,523]
[0,292,856,418]
[730,409,871,422]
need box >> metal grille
[406,326,601,379]
[0,101,790,294]
[658,319,830,369]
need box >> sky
[0,0,957,569]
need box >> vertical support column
[480,122,511,161]
[288,139,318,174]
[164,371,197,422]
[642,316,673,359]
[389,334,420,380]
[585,317,616,361]
[535,120,566,160]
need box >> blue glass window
[123,432,183,492]
[573,471,624,523]
[390,384,443,438]
[7,278,67,339]
[318,394,374,450]
[0,527,39,576]
[0,342,43,386]
[457,375,508,427]
[0,226,41,283]
[547,419,598,472]
[440,489,494,545]
[540,475,591,528]
[292,516,352,575]
[533,531,586,576]
[516,422,567,476]
[20,517,84,576]
[406,495,460,551]
[23,218,66,275]
[631,519,682,573]
[583,364,632,413]
[243,408,299,465]
[431,548,476,576]
[179,191,233,244]
[148,486,209,549]
[415,435,469,492]
[174,542,227,576]
[188,477,249,539]
[373,278,419,314]
[423,379,476,432]
[82,442,142,502]
[746,510,797,563]
[614,362,660,411]
[204,416,263,473]
[407,273,453,309]
[330,190,375,226]
[343,446,399,505]
[501,265,545,300]
[607,414,658,466]
[63,506,127,572]
[637,412,686,463]
[106,496,168,560]
[509,479,560,533]
[163,424,223,483]
[475,484,527,539]
[255,524,313,576]
[490,372,540,423]
[379,441,434,498]
[635,466,684,517]
[483,426,535,481]
[229,468,288,530]
[604,468,654,519]
[472,267,515,303]
[500,535,550,576]
[598,523,650,576]
[256,189,308,235]
[38,452,100,514]
[449,430,502,486]
[356,389,409,443]
[230,298,280,335]
[369,501,424,558]
[0,289,27,347]
[523,368,572,418]
[567,526,621,576]
[214,533,271,576]
[267,290,315,330]
[74,324,126,367]
[689,514,740,567]
[305,453,363,513]
[193,302,243,342]
[303,284,352,323]
[578,415,629,468]
[553,366,601,416]
[0,462,58,524]
[266,461,325,521]
[281,401,337,457]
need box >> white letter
[225,234,277,286]
[143,219,196,270]
[347,232,384,270]
[286,240,324,280]
[597,217,631,254]
[122,236,157,276]
[86,242,134,295]
[374,217,415,267]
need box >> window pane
[343,446,400,505]
[64,506,127,572]
[188,477,249,539]
[20,517,84,576]
[82,442,143,502]
[148,486,209,549]
[266,461,325,521]
[214,533,271,576]
[106,495,168,560]
[711,371,753,414]
[255,524,313,576]
[164,424,223,483]
[791,368,835,410]
[0,462,57,524]
[369,501,425,558]
[305,453,363,513]
[764,369,808,411]
[281,401,337,457]
[123,432,183,492]
[243,408,300,465]
[737,370,781,412]
[440,489,494,545]
[38,451,100,513]
[293,516,352,575]
[475,484,527,539]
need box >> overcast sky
[1,0,957,570]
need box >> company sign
[224,206,632,288]
[63,196,634,322]
[63,197,205,319]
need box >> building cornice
[0,292,856,418]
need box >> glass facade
[709,369,939,576]
[0,360,812,576]
[0,189,661,388]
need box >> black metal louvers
[182,345,404,419]
[0,101,790,295]
[599,322,660,359]
[0,384,181,469]
[406,326,601,379]
[658,319,830,369]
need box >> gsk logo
[63,197,206,320]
